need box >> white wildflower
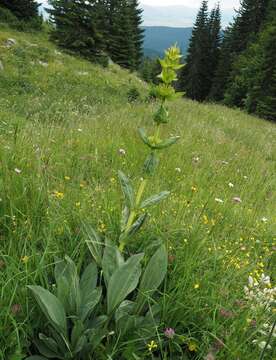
[118,148,126,156]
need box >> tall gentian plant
[26,46,183,360]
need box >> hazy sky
[40,0,240,10]
[142,0,240,9]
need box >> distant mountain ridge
[143,26,193,58]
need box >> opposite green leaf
[140,191,170,209]
[118,170,135,209]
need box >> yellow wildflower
[147,340,158,352]
[188,341,197,352]
[194,283,200,289]
[21,256,29,264]
[53,191,64,200]
[64,176,70,181]
[191,186,197,192]
[75,202,81,207]
[203,215,208,224]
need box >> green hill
[0,27,275,360]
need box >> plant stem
[136,178,148,206]
[259,319,276,360]
[119,179,148,252]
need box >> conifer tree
[0,0,40,21]
[255,21,276,120]
[207,4,221,97]
[106,0,143,70]
[0,0,42,28]
[179,0,210,101]
[210,0,269,101]
[48,0,106,61]
[128,0,144,68]
[179,1,221,102]
[105,0,134,68]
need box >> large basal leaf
[39,333,59,353]
[140,191,170,209]
[71,320,85,349]
[136,245,168,312]
[54,257,81,316]
[115,300,135,323]
[28,285,67,336]
[107,253,144,314]
[64,256,81,315]
[84,223,103,266]
[102,238,124,284]
[116,314,144,336]
[80,262,98,299]
[79,287,102,321]
[118,170,135,209]
[34,338,63,359]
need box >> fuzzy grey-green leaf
[136,245,167,312]
[118,170,135,208]
[84,223,103,266]
[107,253,144,314]
[28,285,67,336]
[140,191,170,209]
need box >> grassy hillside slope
[0,28,275,359]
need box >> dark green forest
[180,0,276,121]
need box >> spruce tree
[255,21,276,121]
[106,0,143,70]
[210,0,269,101]
[48,0,106,61]
[179,0,210,101]
[128,0,144,69]
[0,0,40,20]
[0,0,42,28]
[207,4,221,98]
[106,0,134,68]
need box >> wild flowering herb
[26,46,184,360]
[118,45,184,251]
[164,327,175,339]
[147,340,158,352]
[244,274,276,355]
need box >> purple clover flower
[164,327,175,339]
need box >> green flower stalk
[119,45,184,251]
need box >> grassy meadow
[0,27,275,359]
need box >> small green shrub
[127,86,141,103]
[0,6,20,28]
